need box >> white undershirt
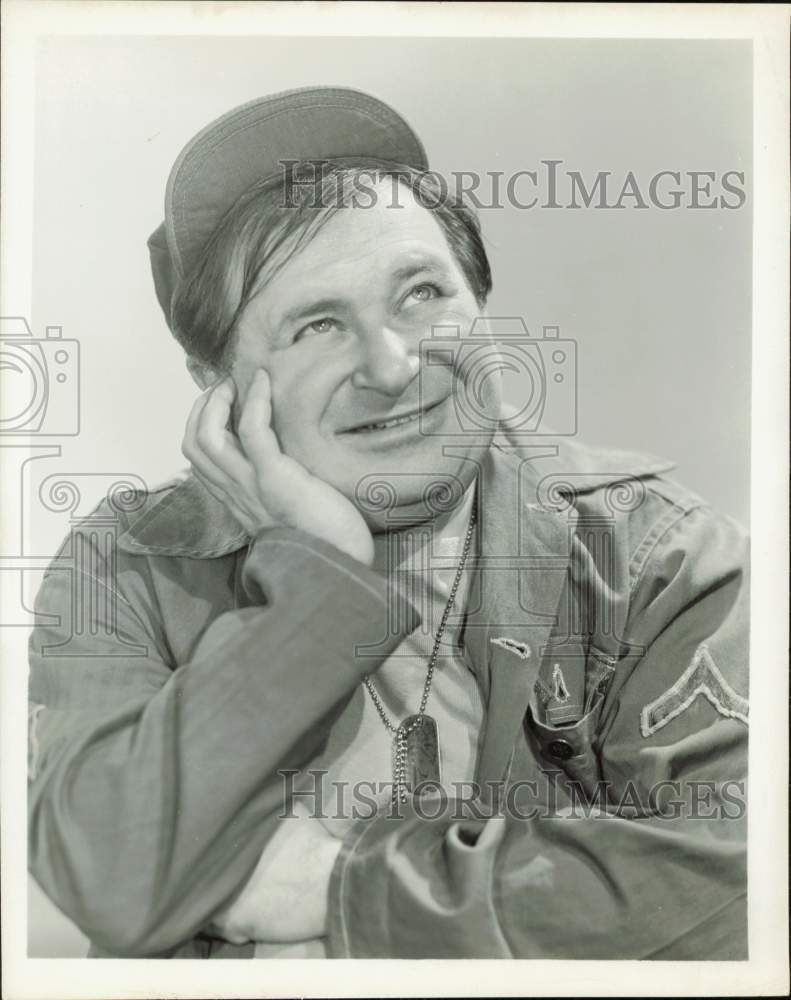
[315,483,482,830]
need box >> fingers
[183,388,223,487]
[182,369,309,537]
[182,378,251,485]
[237,369,284,469]
[182,385,212,457]
[190,465,243,519]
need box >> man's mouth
[342,398,445,435]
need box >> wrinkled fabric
[28,428,748,958]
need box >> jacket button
[547,739,574,760]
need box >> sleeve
[28,522,418,957]
[325,503,749,959]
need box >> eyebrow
[390,258,451,286]
[277,256,453,328]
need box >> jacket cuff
[243,525,421,660]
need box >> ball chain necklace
[362,490,478,805]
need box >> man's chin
[334,438,490,533]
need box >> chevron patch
[640,643,749,738]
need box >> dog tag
[400,714,441,792]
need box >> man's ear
[186,356,221,390]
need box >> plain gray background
[28,35,752,956]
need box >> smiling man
[176,159,494,559]
[28,87,749,960]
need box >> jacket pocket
[529,654,617,796]
[527,701,604,799]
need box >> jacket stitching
[122,538,248,559]
[120,487,179,534]
[118,485,248,558]
[628,501,705,597]
[640,642,749,737]
[489,636,531,660]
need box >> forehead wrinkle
[296,224,444,273]
[276,258,452,329]
[289,243,451,289]
[248,186,460,334]
[286,185,450,269]
[263,241,457,330]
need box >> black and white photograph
[1,2,788,997]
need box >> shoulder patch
[640,643,749,737]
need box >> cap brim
[164,86,428,280]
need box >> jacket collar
[117,430,675,559]
[117,471,249,558]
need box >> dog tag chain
[363,495,477,805]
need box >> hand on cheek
[181,370,375,565]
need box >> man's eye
[298,318,336,339]
[407,283,440,304]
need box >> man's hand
[207,801,343,945]
[182,370,374,566]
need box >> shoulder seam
[628,500,709,597]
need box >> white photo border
[2,2,788,997]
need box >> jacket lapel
[466,442,578,789]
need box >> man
[28,86,749,959]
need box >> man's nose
[351,327,420,396]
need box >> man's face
[228,181,500,516]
